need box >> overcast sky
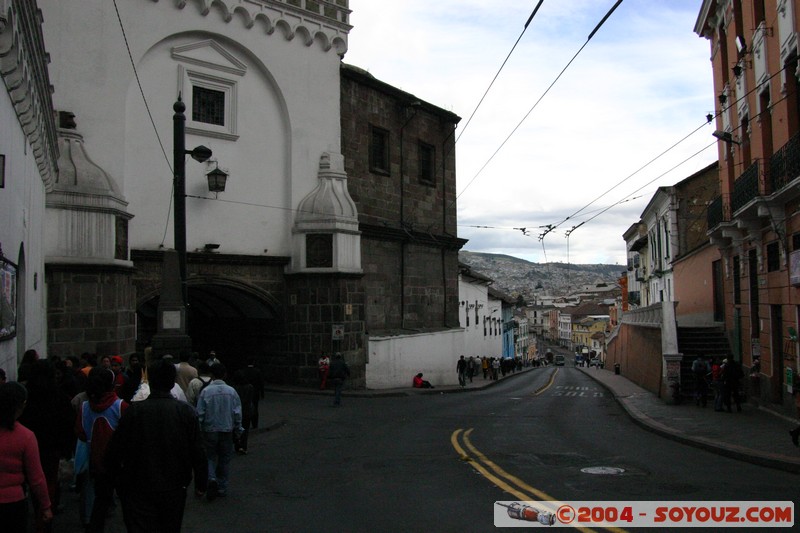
[343,0,717,266]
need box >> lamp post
[174,96,212,306]
[152,96,212,358]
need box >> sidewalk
[575,365,800,473]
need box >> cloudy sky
[344,0,718,266]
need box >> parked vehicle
[589,357,601,367]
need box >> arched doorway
[137,280,285,373]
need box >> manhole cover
[581,466,625,475]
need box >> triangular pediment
[171,40,246,76]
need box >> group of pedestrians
[0,348,264,533]
[691,355,744,413]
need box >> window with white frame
[180,67,239,141]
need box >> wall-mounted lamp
[736,35,747,55]
[461,300,466,307]
[718,93,727,104]
[712,130,740,146]
[732,64,743,77]
[206,161,229,194]
[706,113,714,123]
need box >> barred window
[370,126,390,174]
[192,86,226,126]
[418,141,435,185]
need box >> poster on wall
[0,253,17,340]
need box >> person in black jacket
[328,353,350,406]
[106,359,207,533]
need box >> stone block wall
[285,273,366,388]
[46,264,136,358]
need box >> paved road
[52,367,796,532]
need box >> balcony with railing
[731,160,762,213]
[770,131,800,194]
[707,193,730,230]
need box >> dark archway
[137,279,285,373]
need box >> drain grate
[581,466,625,475]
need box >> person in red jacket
[0,381,52,532]
[75,367,128,532]
[412,373,434,389]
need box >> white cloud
[345,0,718,265]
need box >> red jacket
[413,375,423,388]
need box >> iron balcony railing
[770,130,800,193]
[707,193,730,230]
[731,160,761,213]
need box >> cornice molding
[153,0,351,57]
[0,0,59,190]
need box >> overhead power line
[454,1,544,146]
[455,0,624,204]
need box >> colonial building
[0,0,60,378]
[23,0,465,388]
[696,0,800,413]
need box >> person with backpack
[75,367,128,532]
[185,363,213,407]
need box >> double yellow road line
[451,428,556,502]
[450,422,626,531]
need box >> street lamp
[152,96,214,358]
[174,96,212,306]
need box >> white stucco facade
[366,330,465,389]
[39,0,349,260]
[0,0,59,378]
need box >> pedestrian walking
[196,363,242,501]
[106,359,207,533]
[17,360,75,533]
[722,358,743,413]
[482,357,489,379]
[174,352,198,394]
[75,367,128,532]
[231,370,254,455]
[240,359,264,429]
[491,357,500,380]
[711,357,724,412]
[691,356,710,407]
[328,353,350,406]
[457,355,467,387]
[0,382,53,533]
[318,352,330,390]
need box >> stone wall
[46,264,136,358]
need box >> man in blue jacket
[196,363,243,501]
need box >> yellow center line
[452,428,627,533]
[450,429,532,501]
[533,367,559,396]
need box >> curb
[578,367,800,474]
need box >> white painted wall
[0,89,48,378]
[458,277,503,358]
[40,1,345,258]
[366,329,465,389]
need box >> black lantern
[206,166,229,193]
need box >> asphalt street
[52,365,796,532]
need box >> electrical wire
[454,1,544,146]
[112,0,175,247]
[454,0,623,204]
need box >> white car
[589,357,601,367]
